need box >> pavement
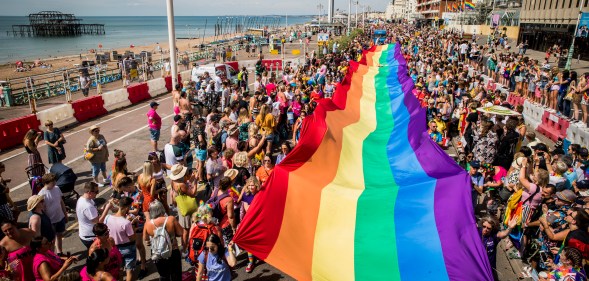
[476,35,589,73]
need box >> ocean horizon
[0,15,314,64]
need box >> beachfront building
[386,0,407,22]
[519,0,589,59]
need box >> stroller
[25,163,46,195]
[50,163,79,202]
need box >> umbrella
[476,105,521,116]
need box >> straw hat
[224,169,239,180]
[169,164,188,180]
[556,190,577,204]
[88,125,100,134]
[228,125,238,136]
[27,194,44,211]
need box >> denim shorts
[117,243,137,270]
[91,162,106,177]
[149,128,160,141]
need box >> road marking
[0,96,172,163]
[10,113,175,192]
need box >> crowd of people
[394,24,589,280]
[0,21,588,281]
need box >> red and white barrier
[36,104,76,131]
[102,88,131,111]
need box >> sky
[2,0,390,16]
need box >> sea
[0,15,313,64]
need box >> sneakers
[246,262,254,273]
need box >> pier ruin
[8,11,105,37]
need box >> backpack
[211,130,224,152]
[188,224,216,263]
[206,193,231,222]
[150,216,173,261]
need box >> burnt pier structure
[8,11,105,37]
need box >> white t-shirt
[38,187,65,223]
[164,143,180,174]
[460,43,468,54]
[76,197,98,241]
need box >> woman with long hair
[23,129,45,177]
[196,234,236,281]
[80,248,115,281]
[111,158,128,194]
[88,223,122,280]
[0,220,36,281]
[237,178,260,273]
[138,161,156,216]
[549,67,560,111]
[255,104,276,155]
[31,236,77,281]
[237,107,251,142]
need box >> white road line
[0,96,172,163]
[11,113,174,192]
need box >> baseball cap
[150,101,159,108]
[532,143,549,152]
[470,161,481,169]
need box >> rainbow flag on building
[465,1,476,10]
[233,44,492,281]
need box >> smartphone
[539,251,549,263]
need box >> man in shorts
[147,101,161,152]
[38,173,68,256]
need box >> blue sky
[2,0,389,16]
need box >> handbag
[174,183,197,216]
[83,149,94,160]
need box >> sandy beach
[0,22,307,82]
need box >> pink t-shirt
[492,166,507,184]
[147,108,161,130]
[104,214,134,245]
[266,83,276,96]
[521,183,543,208]
[225,136,239,152]
[33,251,63,281]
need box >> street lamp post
[355,1,359,28]
[166,0,178,89]
[348,0,351,35]
[566,0,587,70]
[318,4,324,29]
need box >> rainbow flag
[465,1,476,10]
[233,44,492,281]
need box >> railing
[5,41,251,106]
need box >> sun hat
[224,169,239,180]
[88,125,100,134]
[169,164,188,180]
[228,124,238,135]
[556,190,577,203]
[27,194,44,211]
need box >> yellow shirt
[255,113,276,135]
[434,119,447,133]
